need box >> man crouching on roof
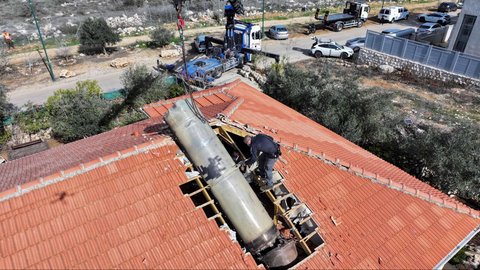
[243,134,281,192]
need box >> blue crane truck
[178,2,279,88]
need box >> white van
[378,6,410,23]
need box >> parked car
[311,38,354,59]
[268,25,289,40]
[194,35,206,53]
[381,28,416,38]
[377,6,409,23]
[417,22,442,34]
[417,12,451,25]
[457,1,463,8]
[345,37,365,52]
[438,2,458,12]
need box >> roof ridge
[219,97,244,119]
[144,79,242,109]
[216,117,480,219]
[0,137,175,203]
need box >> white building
[448,0,480,56]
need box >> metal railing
[365,30,480,79]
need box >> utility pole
[28,0,55,81]
[261,0,265,38]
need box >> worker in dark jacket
[243,134,281,191]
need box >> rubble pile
[238,65,267,85]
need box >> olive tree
[46,80,110,142]
[78,18,120,54]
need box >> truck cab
[344,1,370,21]
[233,21,262,61]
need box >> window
[453,15,477,52]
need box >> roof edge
[433,225,480,269]
[0,137,175,203]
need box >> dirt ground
[363,76,480,127]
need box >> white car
[377,6,409,23]
[311,38,354,59]
[417,12,451,25]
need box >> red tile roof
[0,79,478,269]
[0,138,258,269]
[142,79,480,268]
[0,117,166,193]
[276,150,479,269]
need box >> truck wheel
[335,23,344,32]
[405,15,409,20]
[237,58,244,68]
[340,52,348,59]
[213,69,223,79]
[357,21,363,28]
[314,51,323,58]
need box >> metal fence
[365,30,480,79]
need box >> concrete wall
[359,48,480,87]
[448,0,480,57]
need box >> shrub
[0,85,7,134]
[123,0,144,7]
[55,40,73,60]
[0,130,11,150]
[16,2,33,17]
[149,26,174,48]
[78,17,120,54]
[16,103,50,135]
[263,63,399,146]
[0,47,9,75]
[46,80,111,142]
[450,247,467,265]
[58,24,79,35]
[145,5,177,23]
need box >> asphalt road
[7,10,459,107]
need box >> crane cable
[173,0,208,123]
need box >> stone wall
[359,48,480,88]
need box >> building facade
[448,0,480,56]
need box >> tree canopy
[78,17,120,54]
[46,80,111,142]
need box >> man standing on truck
[243,134,281,192]
[2,31,15,49]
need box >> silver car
[345,37,365,52]
[269,25,289,40]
